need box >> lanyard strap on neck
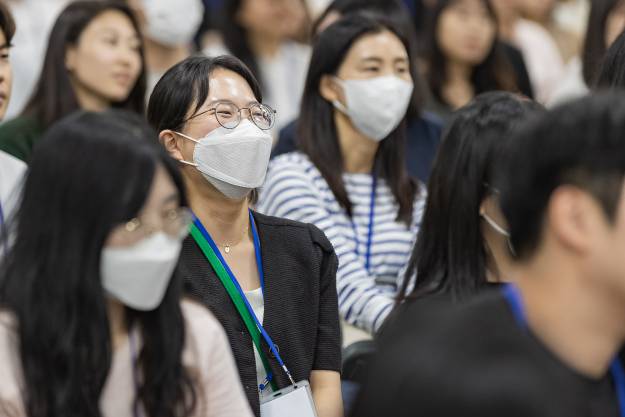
[351,175,377,274]
[191,211,295,390]
[502,284,625,417]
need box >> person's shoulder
[252,211,334,253]
[181,298,223,337]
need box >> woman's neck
[442,60,474,109]
[185,174,251,246]
[247,31,281,58]
[72,82,110,112]
[144,38,190,73]
[107,298,127,351]
[334,111,379,174]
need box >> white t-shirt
[244,287,272,399]
[0,150,26,223]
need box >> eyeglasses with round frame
[183,101,277,130]
[115,207,192,244]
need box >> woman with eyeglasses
[0,110,252,416]
[258,15,426,336]
[147,55,343,417]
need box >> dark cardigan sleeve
[307,223,342,372]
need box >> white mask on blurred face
[332,75,414,142]
[101,232,182,311]
[141,0,204,47]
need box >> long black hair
[397,92,543,302]
[596,30,625,88]
[0,110,196,417]
[298,14,419,225]
[425,0,517,108]
[583,0,624,85]
[22,0,146,129]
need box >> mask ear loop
[173,131,200,167]
[480,211,517,257]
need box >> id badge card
[260,380,318,417]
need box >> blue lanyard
[502,284,625,417]
[193,210,295,389]
[0,201,4,226]
[351,175,377,274]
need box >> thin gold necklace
[219,225,249,254]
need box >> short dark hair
[23,0,146,129]
[582,0,622,86]
[398,92,543,302]
[425,0,518,107]
[595,30,625,89]
[0,1,15,45]
[147,54,262,132]
[497,92,625,260]
[298,14,419,225]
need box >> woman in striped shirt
[258,14,426,334]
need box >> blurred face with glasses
[106,165,191,247]
[161,67,275,201]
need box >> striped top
[258,152,426,333]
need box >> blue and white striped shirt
[258,152,426,333]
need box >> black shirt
[351,293,619,417]
[179,211,342,416]
[272,113,443,184]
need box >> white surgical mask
[332,75,414,141]
[101,232,182,311]
[176,120,273,200]
[141,0,204,47]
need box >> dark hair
[497,92,625,260]
[0,110,196,417]
[596,30,625,88]
[147,54,262,202]
[298,14,419,225]
[398,92,543,302]
[425,0,518,108]
[147,54,262,132]
[22,0,146,129]
[0,1,15,45]
[312,0,425,117]
[582,0,623,85]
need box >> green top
[0,115,45,163]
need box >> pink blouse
[0,300,253,417]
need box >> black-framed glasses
[184,101,277,130]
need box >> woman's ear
[319,75,343,104]
[159,130,185,162]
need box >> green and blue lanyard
[502,284,625,417]
[350,176,377,274]
[191,210,295,392]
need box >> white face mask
[101,232,182,311]
[176,120,274,200]
[332,75,414,142]
[141,0,204,47]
